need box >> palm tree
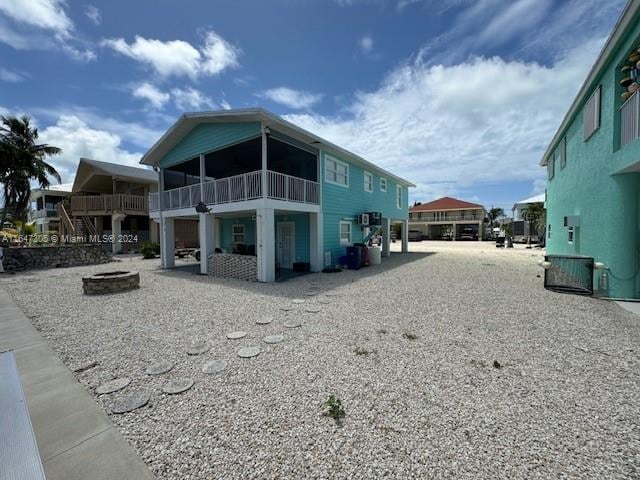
[487,207,504,227]
[521,202,546,244]
[0,115,62,226]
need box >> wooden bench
[0,351,46,480]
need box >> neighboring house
[142,108,414,282]
[58,158,170,253]
[511,193,545,242]
[540,0,640,298]
[29,183,73,232]
[408,197,487,240]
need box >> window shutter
[583,86,601,140]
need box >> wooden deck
[69,194,148,216]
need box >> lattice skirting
[208,253,257,281]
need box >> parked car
[459,226,478,241]
[408,230,422,242]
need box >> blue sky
[0,0,627,212]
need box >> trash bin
[368,246,381,265]
[346,246,362,270]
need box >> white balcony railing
[621,91,640,147]
[409,215,483,222]
[150,170,320,211]
[31,208,58,220]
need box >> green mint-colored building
[541,0,640,299]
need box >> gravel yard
[3,241,640,479]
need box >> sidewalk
[0,288,155,480]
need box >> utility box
[564,215,580,227]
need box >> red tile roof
[410,196,484,212]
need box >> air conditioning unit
[366,212,382,226]
[564,215,580,227]
[357,213,370,226]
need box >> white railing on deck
[151,169,319,211]
[621,91,640,147]
[70,194,148,214]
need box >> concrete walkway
[0,288,155,480]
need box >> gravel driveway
[3,241,640,479]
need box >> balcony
[30,208,59,220]
[409,215,482,222]
[150,170,320,211]
[621,91,640,147]
[69,194,148,216]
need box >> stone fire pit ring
[82,271,140,295]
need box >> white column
[150,219,159,243]
[401,219,408,253]
[261,124,268,198]
[111,213,124,254]
[478,222,482,241]
[309,212,323,272]
[256,208,275,282]
[382,217,391,257]
[161,216,175,269]
[198,213,216,275]
[199,153,205,203]
[452,223,457,241]
[215,217,221,249]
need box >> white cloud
[0,0,95,60]
[171,87,215,110]
[101,30,240,79]
[476,0,551,48]
[284,39,603,202]
[39,115,144,183]
[132,82,170,109]
[85,5,101,25]
[259,87,323,110]
[0,0,72,36]
[359,35,373,54]
[0,67,26,82]
[220,99,231,110]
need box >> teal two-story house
[541,0,640,299]
[142,108,414,282]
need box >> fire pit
[82,271,140,295]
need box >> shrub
[323,395,345,420]
[141,241,160,259]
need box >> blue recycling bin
[346,246,362,270]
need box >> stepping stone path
[111,391,150,414]
[202,359,227,374]
[227,331,247,340]
[256,316,273,325]
[95,377,131,395]
[292,299,305,304]
[161,378,194,395]
[263,334,284,344]
[284,320,302,328]
[279,306,294,312]
[305,306,321,313]
[186,341,210,355]
[238,347,261,358]
[145,361,174,375]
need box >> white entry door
[276,222,295,269]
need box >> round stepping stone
[305,306,321,313]
[96,377,131,395]
[263,334,284,344]
[237,347,260,358]
[292,299,305,304]
[161,378,194,395]
[284,320,302,329]
[202,359,227,374]
[227,330,247,340]
[325,292,340,297]
[304,291,318,296]
[256,316,273,325]
[145,361,174,375]
[317,298,331,305]
[279,306,294,312]
[111,391,150,414]
[186,341,210,355]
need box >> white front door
[276,222,295,269]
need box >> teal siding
[219,213,310,263]
[545,12,640,298]
[321,151,408,266]
[160,122,261,168]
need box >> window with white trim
[548,224,551,239]
[232,224,245,243]
[396,185,402,208]
[339,221,352,245]
[380,177,387,192]
[558,137,566,169]
[583,86,600,140]
[325,155,349,187]
[547,154,555,180]
[364,172,373,192]
[568,226,574,244]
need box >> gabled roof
[513,193,545,206]
[73,158,157,192]
[140,108,415,188]
[410,196,484,212]
[540,0,639,166]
